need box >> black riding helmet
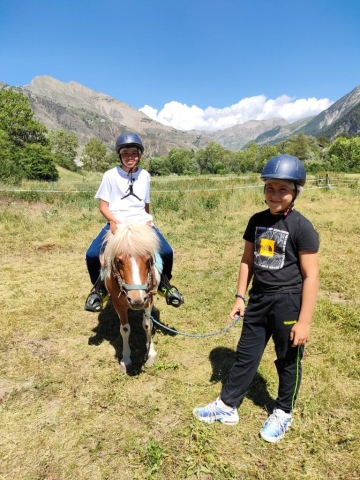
[261,154,306,186]
[115,132,144,154]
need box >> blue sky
[1,0,360,131]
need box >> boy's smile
[264,180,295,215]
[120,147,141,172]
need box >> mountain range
[3,76,360,155]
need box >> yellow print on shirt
[254,226,288,270]
[259,238,275,257]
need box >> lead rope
[144,312,242,338]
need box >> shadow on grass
[208,346,275,411]
[88,298,176,376]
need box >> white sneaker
[193,397,239,425]
[260,408,293,442]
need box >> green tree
[104,150,119,169]
[240,142,262,173]
[20,144,59,181]
[284,132,309,160]
[227,150,246,173]
[279,133,321,162]
[149,156,171,176]
[0,130,23,183]
[48,129,79,166]
[184,157,201,175]
[167,148,198,175]
[0,89,59,181]
[0,88,48,147]
[327,137,360,172]
[195,142,227,174]
[80,138,107,171]
[257,144,279,170]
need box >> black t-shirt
[243,209,320,294]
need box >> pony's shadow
[88,298,175,376]
[209,346,275,411]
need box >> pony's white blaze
[128,256,147,303]
[131,256,142,285]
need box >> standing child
[84,132,184,312]
[193,154,319,443]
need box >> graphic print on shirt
[121,175,141,201]
[254,226,289,270]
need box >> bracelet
[235,293,247,304]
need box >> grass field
[1,169,359,479]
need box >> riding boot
[84,276,109,312]
[158,274,184,308]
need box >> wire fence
[0,174,359,195]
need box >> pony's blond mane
[104,223,160,273]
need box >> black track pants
[221,293,304,413]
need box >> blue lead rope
[144,313,242,338]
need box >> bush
[53,153,79,172]
[20,144,59,181]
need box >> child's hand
[230,299,245,320]
[290,323,310,346]
[110,221,120,233]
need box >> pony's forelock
[104,223,160,274]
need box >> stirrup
[158,275,184,308]
[85,291,104,312]
[165,288,184,308]
[84,278,108,312]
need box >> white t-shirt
[95,166,153,224]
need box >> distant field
[0,170,359,479]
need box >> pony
[101,222,161,374]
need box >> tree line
[1,88,360,183]
[0,89,117,183]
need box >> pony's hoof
[145,353,157,367]
[120,362,130,374]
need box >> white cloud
[139,95,333,132]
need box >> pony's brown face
[114,253,153,310]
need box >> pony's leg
[120,322,131,374]
[143,305,157,366]
[106,275,133,374]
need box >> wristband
[235,293,246,304]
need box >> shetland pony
[102,223,161,373]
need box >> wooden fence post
[325,172,331,189]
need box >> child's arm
[290,251,319,346]
[99,200,120,233]
[229,241,254,319]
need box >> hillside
[322,102,360,138]
[206,118,289,150]
[16,76,213,156]
[2,76,360,153]
[299,85,360,138]
[254,116,316,145]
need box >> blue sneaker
[260,409,293,442]
[193,397,239,425]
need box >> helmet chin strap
[281,202,294,217]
